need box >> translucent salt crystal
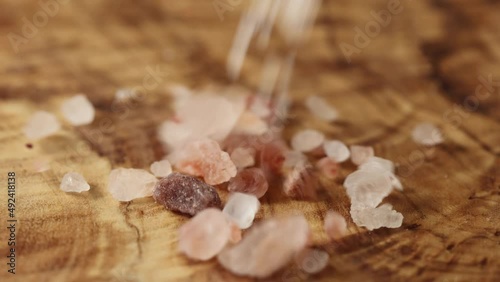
[359,156,395,173]
[283,150,308,168]
[412,122,444,146]
[316,157,339,180]
[295,248,329,274]
[230,147,256,169]
[158,121,193,151]
[259,140,287,176]
[350,205,403,231]
[223,192,260,229]
[350,145,374,166]
[323,140,350,163]
[217,214,311,278]
[324,211,347,240]
[344,168,392,209]
[149,160,172,178]
[283,161,318,200]
[60,172,90,193]
[61,94,95,126]
[23,111,61,140]
[176,94,245,142]
[168,84,192,109]
[175,139,237,185]
[232,111,269,135]
[291,129,325,152]
[178,208,231,260]
[153,172,221,216]
[305,96,338,122]
[228,168,269,198]
[108,168,158,202]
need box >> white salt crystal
[223,192,260,229]
[60,172,90,193]
[344,168,393,209]
[359,156,395,173]
[350,204,403,231]
[230,147,256,169]
[412,122,444,145]
[157,121,193,151]
[323,140,350,163]
[23,111,61,140]
[291,129,325,152]
[61,94,95,126]
[115,88,137,102]
[108,168,157,201]
[305,96,338,122]
[350,145,374,165]
[150,160,172,178]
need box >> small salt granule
[23,111,61,140]
[60,172,90,193]
[350,145,374,166]
[323,210,347,240]
[150,160,172,178]
[305,95,338,122]
[61,94,95,126]
[108,168,157,202]
[223,192,260,229]
[291,129,325,153]
[323,140,350,163]
[412,122,444,146]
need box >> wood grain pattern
[0,0,499,281]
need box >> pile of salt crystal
[343,155,404,230]
[61,94,95,126]
[23,111,61,140]
[60,172,90,193]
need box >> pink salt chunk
[175,139,237,185]
[217,215,311,278]
[259,140,287,176]
[178,208,231,260]
[350,145,374,166]
[228,168,269,198]
[324,210,347,240]
[153,172,221,216]
[283,161,318,200]
[230,147,256,169]
[316,157,340,180]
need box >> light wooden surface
[0,1,499,281]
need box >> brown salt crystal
[228,168,269,198]
[153,172,221,216]
[283,161,318,200]
[217,214,311,278]
[316,157,340,180]
[324,210,347,240]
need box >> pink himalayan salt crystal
[283,150,308,168]
[108,168,158,202]
[323,140,350,163]
[344,167,393,209]
[61,94,95,126]
[217,214,311,278]
[153,172,221,216]
[60,172,90,193]
[294,248,330,274]
[316,157,340,180]
[228,168,269,198]
[305,95,339,122]
[291,129,325,152]
[149,160,172,178]
[174,139,237,185]
[350,145,374,166]
[283,161,318,200]
[232,111,269,135]
[259,140,287,176]
[230,147,256,169]
[324,210,347,240]
[223,192,260,229]
[412,122,444,146]
[23,111,61,140]
[157,120,193,151]
[178,208,231,261]
[350,204,403,231]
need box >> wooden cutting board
[0,1,499,281]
